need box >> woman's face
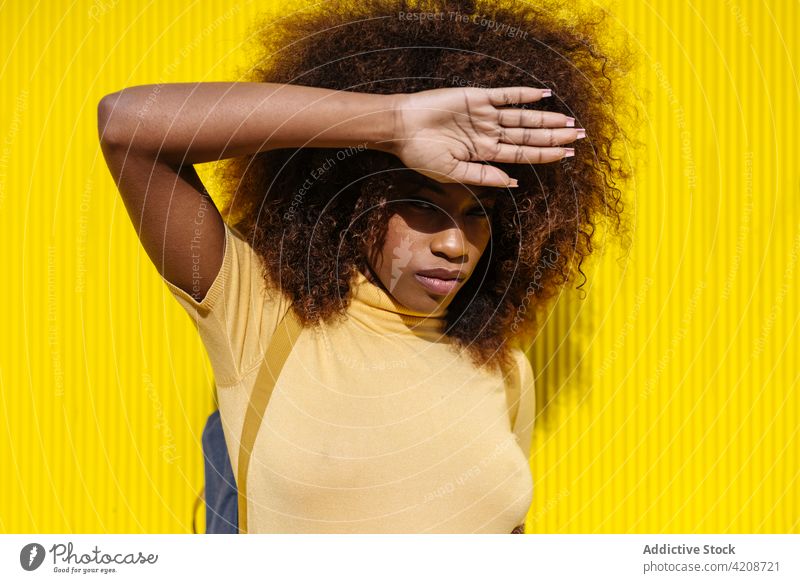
[363,176,498,316]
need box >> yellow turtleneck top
[162,222,536,533]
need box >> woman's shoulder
[162,220,291,387]
[502,343,534,390]
[505,343,536,459]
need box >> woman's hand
[388,86,583,188]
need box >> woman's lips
[414,273,461,295]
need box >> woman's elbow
[97,90,139,147]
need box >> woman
[97,0,634,533]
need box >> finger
[490,144,574,164]
[485,86,551,107]
[498,127,585,147]
[497,108,575,128]
[451,160,515,188]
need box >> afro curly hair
[217,0,642,374]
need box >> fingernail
[541,89,552,97]
[508,178,519,187]
[576,128,586,139]
[564,148,575,157]
[565,117,575,127]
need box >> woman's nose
[430,225,468,260]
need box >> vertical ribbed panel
[0,1,797,533]
[0,0,264,534]
[529,0,798,533]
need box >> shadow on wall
[530,287,595,432]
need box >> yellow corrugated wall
[0,1,796,533]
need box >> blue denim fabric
[201,409,239,534]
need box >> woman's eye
[410,200,435,210]
[404,199,494,217]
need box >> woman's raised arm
[96,82,397,302]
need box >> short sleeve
[160,222,291,387]
[507,348,536,461]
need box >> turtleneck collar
[348,268,448,336]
